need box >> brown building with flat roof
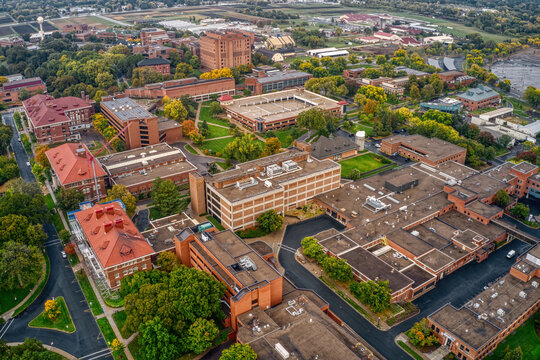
[245,67,312,95]
[0,77,47,105]
[125,77,235,102]
[98,143,196,196]
[136,58,171,75]
[381,134,467,166]
[200,30,253,70]
[190,148,341,230]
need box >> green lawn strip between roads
[397,340,423,360]
[484,314,540,360]
[28,296,75,333]
[112,310,134,339]
[75,270,103,316]
[339,153,393,178]
[206,124,231,139]
[13,250,50,316]
[97,317,127,360]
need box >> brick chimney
[105,205,115,215]
[114,218,124,228]
[103,221,113,232]
[95,208,104,218]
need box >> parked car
[506,250,516,259]
[26,161,31,167]
[61,251,67,259]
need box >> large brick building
[221,88,343,132]
[0,77,46,104]
[139,28,170,45]
[45,143,107,202]
[244,66,312,95]
[189,148,341,230]
[136,58,171,75]
[200,30,253,70]
[428,243,540,360]
[125,77,235,102]
[100,96,182,149]
[98,143,196,196]
[437,70,476,89]
[24,94,95,143]
[457,85,501,111]
[381,134,467,166]
[74,201,154,289]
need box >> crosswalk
[78,348,112,360]
[0,318,14,339]
[280,244,298,254]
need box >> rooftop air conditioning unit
[497,308,505,317]
[274,343,290,359]
[519,291,527,299]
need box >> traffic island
[28,296,75,333]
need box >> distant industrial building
[244,66,312,95]
[471,108,540,143]
[200,30,253,70]
[264,35,295,49]
[125,77,235,102]
[221,88,344,132]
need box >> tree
[0,242,43,290]
[0,338,60,359]
[9,179,41,197]
[478,131,495,147]
[497,134,512,149]
[96,72,115,89]
[190,131,205,146]
[138,317,181,360]
[105,185,137,217]
[151,178,182,216]
[515,151,537,164]
[349,168,362,180]
[0,156,19,185]
[64,242,76,256]
[56,187,84,211]
[510,203,529,220]
[493,190,510,208]
[44,298,60,320]
[503,346,523,360]
[157,251,180,272]
[256,209,283,234]
[200,68,233,80]
[301,236,325,262]
[264,137,281,155]
[523,86,540,108]
[358,85,387,103]
[405,318,440,348]
[174,63,193,79]
[26,224,47,246]
[223,134,263,162]
[321,256,353,282]
[185,318,219,354]
[164,99,188,123]
[410,84,421,101]
[0,124,13,155]
[349,280,391,313]
[219,343,257,360]
[296,108,327,132]
[34,145,51,168]
[111,338,125,357]
[181,120,196,137]
[209,101,222,116]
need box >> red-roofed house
[45,143,107,202]
[374,31,401,42]
[23,93,95,144]
[75,201,155,289]
[400,36,422,47]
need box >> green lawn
[268,128,308,148]
[352,123,373,137]
[199,106,230,127]
[29,296,75,333]
[206,124,231,139]
[112,310,133,339]
[215,161,233,170]
[97,317,127,360]
[149,206,164,220]
[13,251,50,316]
[51,211,65,234]
[339,153,393,178]
[184,144,198,155]
[503,95,533,118]
[0,282,34,314]
[397,340,423,360]
[485,314,540,360]
[128,336,142,360]
[199,137,235,155]
[76,270,103,316]
[44,194,55,211]
[206,215,225,231]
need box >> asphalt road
[1,113,112,360]
[174,141,222,173]
[278,215,531,360]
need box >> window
[116,280,121,286]
[142,264,147,270]
[115,273,119,279]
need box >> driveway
[278,215,531,360]
[1,113,113,360]
[173,141,222,172]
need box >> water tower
[37,16,44,41]
[355,131,365,151]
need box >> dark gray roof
[309,135,359,160]
[137,57,171,67]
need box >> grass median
[29,296,75,333]
[75,270,103,316]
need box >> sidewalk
[45,179,70,232]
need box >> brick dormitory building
[305,134,540,303]
[24,93,95,143]
[200,30,254,70]
[428,243,540,360]
[100,95,182,149]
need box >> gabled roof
[308,134,359,160]
[45,143,106,185]
[137,57,171,66]
[75,202,154,269]
[23,94,93,128]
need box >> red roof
[337,100,347,105]
[375,31,396,38]
[400,37,421,45]
[23,94,93,128]
[75,202,154,269]
[217,94,233,102]
[359,36,379,41]
[45,143,106,186]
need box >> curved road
[278,216,531,360]
[0,113,112,360]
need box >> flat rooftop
[250,70,310,84]
[100,97,155,122]
[98,143,186,175]
[383,134,465,163]
[224,88,340,123]
[461,173,508,200]
[401,264,435,289]
[141,213,197,253]
[112,161,196,187]
[416,249,454,273]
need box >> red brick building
[381,134,467,166]
[45,143,107,202]
[0,77,46,105]
[245,67,312,95]
[132,44,179,59]
[456,85,502,111]
[136,58,171,75]
[200,30,253,70]
[24,93,95,143]
[437,71,476,89]
[139,28,170,45]
[75,201,154,289]
[343,68,365,79]
[125,77,235,102]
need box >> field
[485,314,540,360]
[352,123,374,137]
[0,282,34,314]
[30,21,57,31]
[267,128,307,148]
[0,16,14,25]
[206,124,231,139]
[28,296,75,333]
[198,137,235,155]
[52,15,118,29]
[0,26,13,36]
[339,152,393,178]
[12,24,36,35]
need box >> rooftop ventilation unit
[365,196,390,213]
[282,160,299,171]
[264,180,272,188]
[267,164,283,176]
[519,291,527,299]
[239,256,257,271]
[364,184,376,191]
[532,281,539,288]
[274,343,290,359]
[410,230,419,237]
[497,308,505,317]
[236,177,258,190]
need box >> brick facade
[200,30,253,70]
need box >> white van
[506,250,516,259]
